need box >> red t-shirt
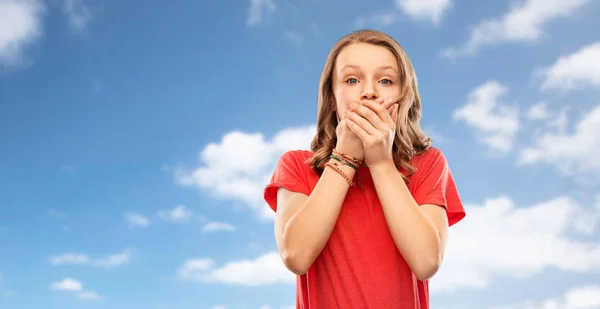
[263,147,465,309]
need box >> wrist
[368,159,397,175]
[324,160,357,186]
[334,145,363,161]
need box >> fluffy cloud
[492,285,600,309]
[178,252,294,286]
[124,212,150,228]
[526,101,551,121]
[354,11,397,29]
[441,0,590,58]
[395,0,451,25]
[283,31,302,44]
[155,205,194,224]
[519,104,600,175]
[179,193,600,294]
[50,278,82,291]
[181,123,600,294]
[0,0,44,66]
[77,291,100,301]
[61,0,91,33]
[247,0,276,27]
[203,221,236,233]
[431,195,600,293]
[535,42,600,93]
[48,249,132,268]
[49,278,99,301]
[453,81,519,153]
[175,125,315,220]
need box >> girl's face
[332,43,401,122]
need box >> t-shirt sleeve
[263,151,312,213]
[412,148,466,227]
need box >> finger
[345,118,370,142]
[345,109,378,135]
[360,100,392,129]
[389,104,399,123]
[351,101,387,130]
[383,100,399,126]
[383,99,397,110]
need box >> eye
[379,79,393,85]
[346,77,359,85]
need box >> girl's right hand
[335,114,364,161]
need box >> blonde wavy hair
[307,29,432,183]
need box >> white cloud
[0,0,44,66]
[518,104,600,175]
[124,212,150,228]
[453,81,519,153]
[49,249,132,268]
[49,278,100,301]
[395,0,451,25]
[178,259,214,279]
[203,221,236,233]
[492,285,600,309]
[61,0,91,33]
[526,101,551,120]
[175,125,315,220]
[155,205,194,223]
[283,31,302,44]
[178,252,295,286]
[49,253,89,265]
[430,195,600,293]
[536,42,600,93]
[548,107,569,133]
[77,291,100,301]
[50,278,82,291]
[247,0,276,27]
[48,208,68,218]
[354,11,397,29]
[441,0,590,58]
[91,249,132,267]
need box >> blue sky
[1,0,600,308]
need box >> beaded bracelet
[329,154,358,169]
[331,149,363,167]
[325,161,354,186]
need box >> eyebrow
[339,64,399,75]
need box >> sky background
[1,0,600,308]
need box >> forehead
[335,43,398,70]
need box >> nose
[360,83,378,100]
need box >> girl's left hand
[344,98,398,168]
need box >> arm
[274,162,356,275]
[344,100,453,281]
[369,161,449,281]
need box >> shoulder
[277,149,314,167]
[279,149,314,160]
[410,147,447,171]
[264,150,315,211]
[273,149,316,177]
